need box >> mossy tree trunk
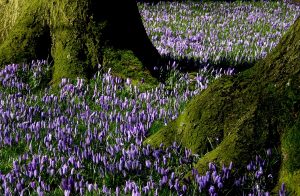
[0,0,161,86]
[145,16,300,194]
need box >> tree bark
[0,0,161,86]
[145,16,300,194]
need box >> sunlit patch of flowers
[138,1,300,66]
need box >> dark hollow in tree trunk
[0,0,162,86]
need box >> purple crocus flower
[88,184,93,192]
[279,183,286,196]
[217,182,223,189]
[61,178,68,190]
[209,186,215,195]
[64,190,70,196]
[115,186,120,196]
[36,186,44,196]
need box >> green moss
[50,28,88,85]
[276,117,300,195]
[103,48,158,87]
[148,120,165,137]
[282,121,300,173]
[145,75,261,159]
[0,0,50,67]
[0,0,27,45]
[48,1,100,86]
[145,119,178,148]
[277,167,300,195]
[0,0,160,88]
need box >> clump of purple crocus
[0,59,235,195]
[186,148,282,196]
[0,59,284,195]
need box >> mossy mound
[145,16,300,193]
[103,49,158,87]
